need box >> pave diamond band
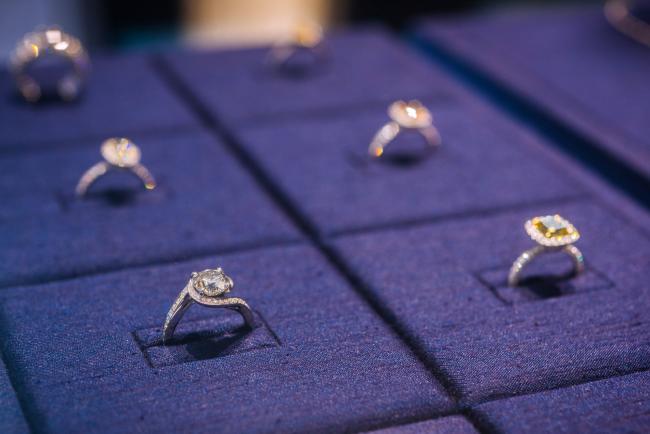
[162,268,255,344]
[75,138,156,197]
[508,214,585,287]
[369,100,441,158]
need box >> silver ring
[268,21,325,70]
[162,268,255,344]
[9,26,90,102]
[369,100,441,158]
[75,138,156,197]
[508,214,584,287]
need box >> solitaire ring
[75,138,156,197]
[10,26,90,102]
[508,214,585,287]
[268,21,326,71]
[162,268,255,344]
[369,100,441,158]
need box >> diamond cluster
[525,214,580,247]
[191,268,233,297]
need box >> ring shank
[75,162,157,197]
[162,282,255,344]
[508,244,585,287]
[368,121,440,157]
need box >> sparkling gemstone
[525,214,580,246]
[388,100,432,128]
[100,138,141,168]
[192,268,233,297]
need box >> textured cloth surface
[367,415,478,434]
[476,370,650,433]
[0,53,198,151]
[0,358,28,434]
[417,5,650,177]
[0,245,452,433]
[231,99,586,235]
[333,199,650,403]
[0,129,299,287]
[161,26,458,125]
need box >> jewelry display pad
[229,99,587,236]
[368,415,479,434]
[0,245,452,433]
[474,370,650,433]
[160,26,460,126]
[415,5,650,180]
[0,53,199,152]
[332,198,650,403]
[0,23,649,434]
[0,129,300,288]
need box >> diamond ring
[268,21,326,73]
[10,26,90,102]
[162,268,255,344]
[75,138,156,197]
[508,214,585,287]
[368,100,441,159]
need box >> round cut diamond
[388,100,432,128]
[101,138,141,168]
[191,268,233,297]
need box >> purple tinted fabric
[0,358,28,434]
[0,245,452,433]
[475,370,650,433]
[0,129,299,287]
[418,5,650,177]
[231,98,586,235]
[161,26,458,125]
[0,53,198,152]
[332,199,650,403]
[366,415,478,434]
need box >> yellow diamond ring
[508,214,584,287]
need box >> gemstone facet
[191,268,233,297]
[525,214,580,247]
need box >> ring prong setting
[191,268,234,297]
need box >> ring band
[369,100,441,158]
[75,138,156,197]
[268,21,325,70]
[508,214,585,287]
[10,26,89,102]
[163,268,255,344]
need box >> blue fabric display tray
[0,24,649,434]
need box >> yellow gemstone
[525,214,580,247]
[532,215,576,239]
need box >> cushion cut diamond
[525,214,580,247]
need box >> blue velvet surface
[231,96,586,235]
[0,53,198,152]
[0,245,452,433]
[160,26,458,125]
[475,370,650,433]
[367,415,478,434]
[332,199,650,403]
[417,5,650,177]
[0,129,300,288]
[0,358,28,434]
